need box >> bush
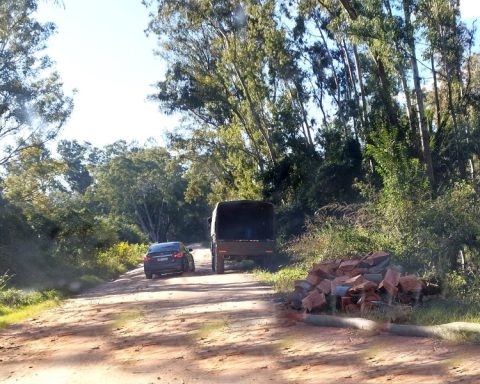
[443,268,480,303]
[286,181,480,283]
[0,288,60,307]
[286,204,382,265]
[288,219,371,264]
[93,242,147,278]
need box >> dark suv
[143,241,195,279]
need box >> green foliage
[93,242,147,279]
[255,266,306,294]
[287,204,376,263]
[418,182,480,270]
[262,133,363,240]
[366,127,430,200]
[0,0,479,311]
[411,298,480,326]
[0,300,59,330]
[443,267,480,304]
[0,288,60,308]
[0,140,208,288]
[57,140,94,193]
[108,218,148,245]
[92,145,208,242]
[78,275,105,289]
[286,179,480,290]
[3,144,68,220]
[0,0,73,165]
[147,0,315,200]
[444,271,468,299]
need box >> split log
[302,314,379,331]
[301,314,480,340]
[384,322,480,339]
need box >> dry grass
[0,300,59,330]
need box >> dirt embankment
[2,247,480,384]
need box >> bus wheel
[215,253,224,274]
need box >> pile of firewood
[289,251,430,313]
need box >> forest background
[1,0,480,309]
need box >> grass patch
[0,300,60,330]
[0,304,13,316]
[410,298,480,326]
[194,318,228,339]
[361,344,386,361]
[254,265,307,294]
[0,288,62,307]
[275,336,297,351]
[326,299,480,330]
[108,309,144,330]
[442,356,467,370]
[79,274,105,289]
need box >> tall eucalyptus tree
[0,0,73,166]
[145,0,311,200]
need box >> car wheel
[145,273,153,279]
[182,257,189,272]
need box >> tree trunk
[294,82,315,146]
[339,0,358,20]
[434,1,463,178]
[431,54,442,130]
[399,69,415,134]
[385,0,414,134]
[352,45,369,132]
[315,19,343,125]
[339,0,396,128]
[287,86,314,147]
[340,38,360,139]
[468,158,475,181]
[374,56,398,127]
[403,0,435,186]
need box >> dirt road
[2,246,480,384]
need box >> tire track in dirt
[1,247,480,383]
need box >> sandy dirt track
[2,246,480,384]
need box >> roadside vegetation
[0,242,148,330]
[0,272,59,329]
[1,1,480,329]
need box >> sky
[35,0,479,149]
[36,0,178,148]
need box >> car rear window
[147,242,180,254]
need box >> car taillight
[173,251,183,258]
[144,255,152,262]
[218,249,227,254]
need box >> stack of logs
[289,251,426,313]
